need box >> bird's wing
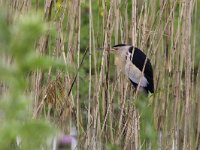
[130,47,154,91]
[125,59,148,87]
[130,48,153,80]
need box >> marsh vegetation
[0,0,200,149]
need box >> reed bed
[0,0,200,149]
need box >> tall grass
[0,0,199,149]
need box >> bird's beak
[96,47,112,51]
[112,47,118,51]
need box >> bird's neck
[114,51,127,73]
[116,50,127,60]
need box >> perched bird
[111,44,154,94]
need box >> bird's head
[112,44,132,52]
[97,44,132,54]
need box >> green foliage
[0,11,10,50]
[195,0,200,66]
[10,13,46,60]
[135,95,157,149]
[0,11,65,149]
[19,120,52,149]
[106,143,120,150]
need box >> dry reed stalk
[102,0,114,144]
[131,0,139,149]
[95,0,113,141]
[138,0,147,50]
[182,1,193,149]
[66,0,78,63]
[116,82,129,142]
[76,0,81,148]
[172,4,184,150]
[31,5,49,116]
[197,66,200,149]
[91,12,100,150]
[124,0,128,43]
[32,0,53,117]
[114,0,119,44]
[86,0,92,148]
[132,0,137,46]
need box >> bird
[111,44,154,94]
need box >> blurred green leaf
[0,95,30,121]
[135,96,157,149]
[106,144,120,150]
[0,10,56,149]
[0,10,10,50]
[19,52,67,72]
[10,13,47,60]
[19,120,54,150]
[0,122,20,150]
